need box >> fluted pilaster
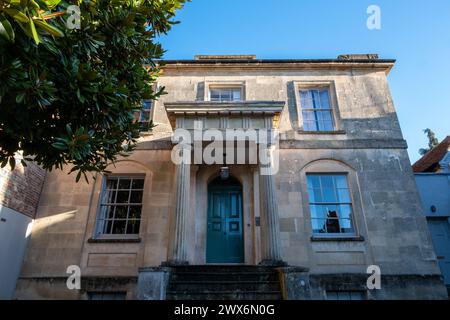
[168,151,190,264]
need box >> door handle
[224,232,227,235]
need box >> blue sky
[158,0,450,163]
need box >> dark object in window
[325,210,340,233]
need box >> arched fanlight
[220,167,230,180]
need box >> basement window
[326,290,366,300]
[95,176,145,237]
[306,174,355,236]
[88,292,127,300]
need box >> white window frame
[94,175,145,239]
[204,81,246,102]
[294,81,340,132]
[306,173,357,238]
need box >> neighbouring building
[413,136,450,295]
[0,155,45,299]
[13,55,448,300]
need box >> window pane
[338,204,352,219]
[310,188,323,203]
[106,178,118,190]
[311,90,321,109]
[222,90,232,100]
[303,121,317,131]
[339,219,354,233]
[114,206,128,219]
[350,292,365,300]
[130,191,143,204]
[102,205,115,219]
[322,188,337,202]
[311,205,328,220]
[327,292,339,300]
[327,291,365,300]
[88,292,126,300]
[300,90,313,108]
[335,175,348,189]
[319,120,334,131]
[126,220,140,234]
[132,179,144,189]
[311,219,326,234]
[112,220,126,234]
[337,189,351,203]
[319,90,330,109]
[118,178,131,189]
[232,89,241,101]
[307,175,321,189]
[104,219,113,234]
[210,91,220,101]
[143,100,152,110]
[105,190,116,203]
[116,191,130,203]
[320,176,334,189]
[128,206,142,219]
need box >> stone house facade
[13,55,448,300]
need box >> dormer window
[209,86,243,102]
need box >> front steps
[166,265,283,300]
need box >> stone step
[166,291,282,300]
[166,265,283,300]
[168,280,280,292]
[168,265,279,273]
[170,272,279,282]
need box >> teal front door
[206,177,244,263]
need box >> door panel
[206,184,244,264]
[427,218,450,285]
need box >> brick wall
[0,160,46,218]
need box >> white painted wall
[0,205,33,299]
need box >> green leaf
[34,19,64,37]
[16,92,26,103]
[76,88,85,103]
[44,0,61,9]
[28,17,40,44]
[52,142,67,150]
[75,170,81,182]
[0,15,15,42]
[3,9,29,24]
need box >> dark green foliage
[0,0,185,181]
[419,128,440,156]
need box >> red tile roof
[412,136,450,172]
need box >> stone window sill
[310,235,365,242]
[88,237,141,244]
[297,130,346,135]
